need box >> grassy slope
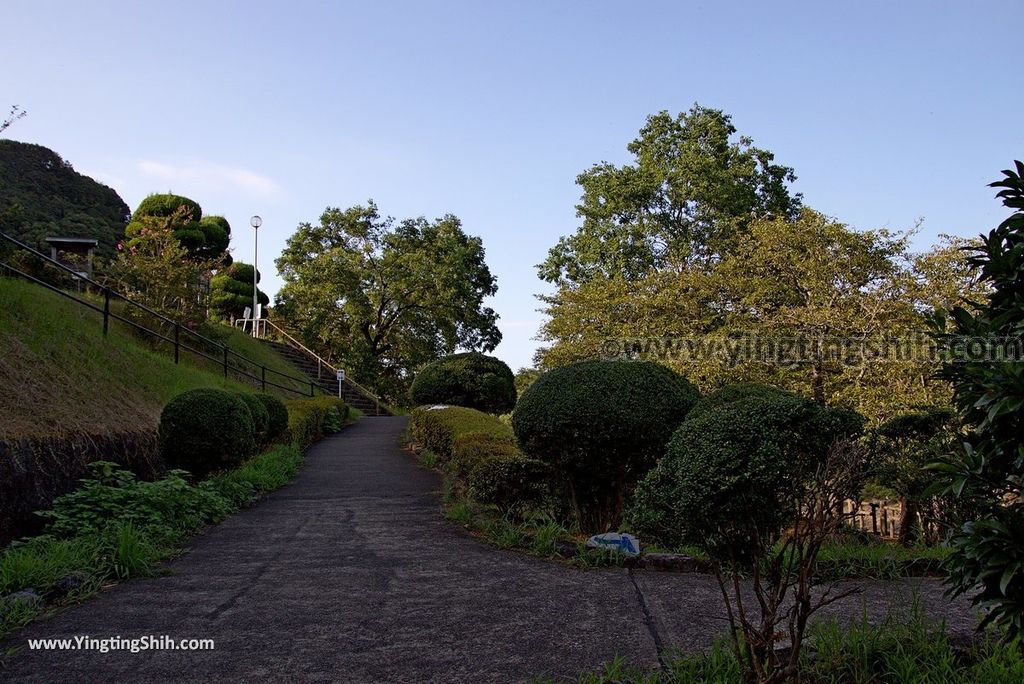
[0,277,311,440]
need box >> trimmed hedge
[686,382,794,423]
[284,396,350,448]
[410,353,516,414]
[256,393,290,443]
[410,406,514,462]
[159,389,256,479]
[468,455,551,514]
[628,394,865,558]
[235,393,270,445]
[512,360,700,532]
[450,432,520,478]
[410,406,548,513]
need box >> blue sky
[3,1,1021,371]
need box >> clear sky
[3,1,1021,371]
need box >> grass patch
[0,276,312,440]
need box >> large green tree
[0,140,129,258]
[538,210,984,421]
[538,104,801,286]
[274,202,501,401]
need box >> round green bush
[410,352,516,414]
[511,360,700,532]
[628,394,864,560]
[234,393,270,446]
[256,393,289,443]
[159,388,256,478]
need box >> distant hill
[0,140,129,258]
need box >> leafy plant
[629,393,866,683]
[928,161,1024,640]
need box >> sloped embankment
[0,277,309,542]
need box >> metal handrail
[235,316,386,412]
[0,231,325,398]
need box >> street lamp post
[250,215,262,337]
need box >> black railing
[0,231,323,398]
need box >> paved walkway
[1,417,974,682]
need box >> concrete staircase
[262,339,390,416]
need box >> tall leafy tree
[274,202,501,400]
[537,210,984,420]
[538,104,801,286]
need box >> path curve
[1,417,973,682]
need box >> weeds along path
[1,417,974,683]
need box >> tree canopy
[274,201,501,401]
[538,104,802,286]
[0,140,129,258]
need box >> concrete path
[1,417,975,683]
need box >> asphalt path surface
[1,417,975,682]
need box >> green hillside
[0,140,129,259]
[0,276,313,440]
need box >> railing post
[310,381,315,397]
[102,287,110,336]
[261,366,266,391]
[223,345,229,378]
[317,357,321,379]
[174,322,180,364]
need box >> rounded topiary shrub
[511,360,700,532]
[628,394,864,561]
[159,389,256,478]
[685,382,795,423]
[256,393,290,443]
[410,353,516,414]
[235,393,270,446]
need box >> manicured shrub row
[411,406,550,513]
[410,352,517,414]
[159,389,341,478]
[284,396,350,449]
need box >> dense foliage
[538,105,801,285]
[158,389,257,478]
[512,360,699,531]
[870,408,959,545]
[234,392,270,445]
[410,352,516,413]
[126,193,230,262]
[0,140,129,258]
[686,382,794,422]
[256,393,290,444]
[410,406,549,513]
[283,396,350,448]
[274,202,501,402]
[930,161,1024,639]
[629,392,864,557]
[106,217,218,325]
[535,107,986,421]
